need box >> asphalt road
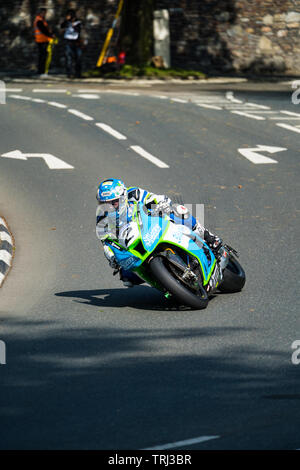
[0,82,299,450]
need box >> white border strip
[0,231,12,244]
[0,216,13,287]
[130,145,169,168]
[0,250,12,264]
[143,435,220,450]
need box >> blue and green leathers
[103,202,218,292]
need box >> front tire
[149,256,209,310]
[218,256,246,293]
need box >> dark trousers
[65,40,82,77]
[37,42,48,74]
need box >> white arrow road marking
[130,145,169,169]
[142,435,220,450]
[1,150,74,169]
[226,91,243,103]
[238,145,286,164]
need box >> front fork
[207,247,229,292]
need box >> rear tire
[149,256,209,310]
[218,256,246,293]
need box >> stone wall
[0,0,300,75]
[157,0,300,75]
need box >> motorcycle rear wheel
[218,256,246,293]
[149,256,209,310]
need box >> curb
[0,217,14,288]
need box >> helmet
[96,178,128,216]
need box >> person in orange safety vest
[34,8,54,76]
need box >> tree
[119,0,155,67]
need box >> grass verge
[83,65,206,80]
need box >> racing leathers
[96,187,223,286]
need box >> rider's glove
[211,237,223,256]
[154,200,172,214]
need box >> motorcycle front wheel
[149,256,209,310]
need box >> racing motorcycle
[101,202,246,309]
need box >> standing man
[61,10,82,78]
[34,8,54,77]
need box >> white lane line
[197,103,222,110]
[72,94,100,99]
[0,232,12,244]
[9,95,32,100]
[95,123,127,140]
[0,250,12,265]
[269,117,300,120]
[101,90,140,96]
[224,105,262,110]
[48,101,68,108]
[238,111,278,114]
[143,435,220,450]
[0,88,23,92]
[280,110,300,117]
[231,110,265,120]
[194,98,228,103]
[130,145,169,169]
[170,98,188,103]
[276,123,300,134]
[68,109,94,120]
[31,98,46,103]
[153,95,168,99]
[77,89,103,93]
[33,89,67,93]
[247,103,271,110]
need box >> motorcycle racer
[96,178,224,287]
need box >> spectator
[34,8,54,77]
[61,9,82,78]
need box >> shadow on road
[0,314,299,449]
[55,286,221,311]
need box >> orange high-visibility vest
[34,15,50,43]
